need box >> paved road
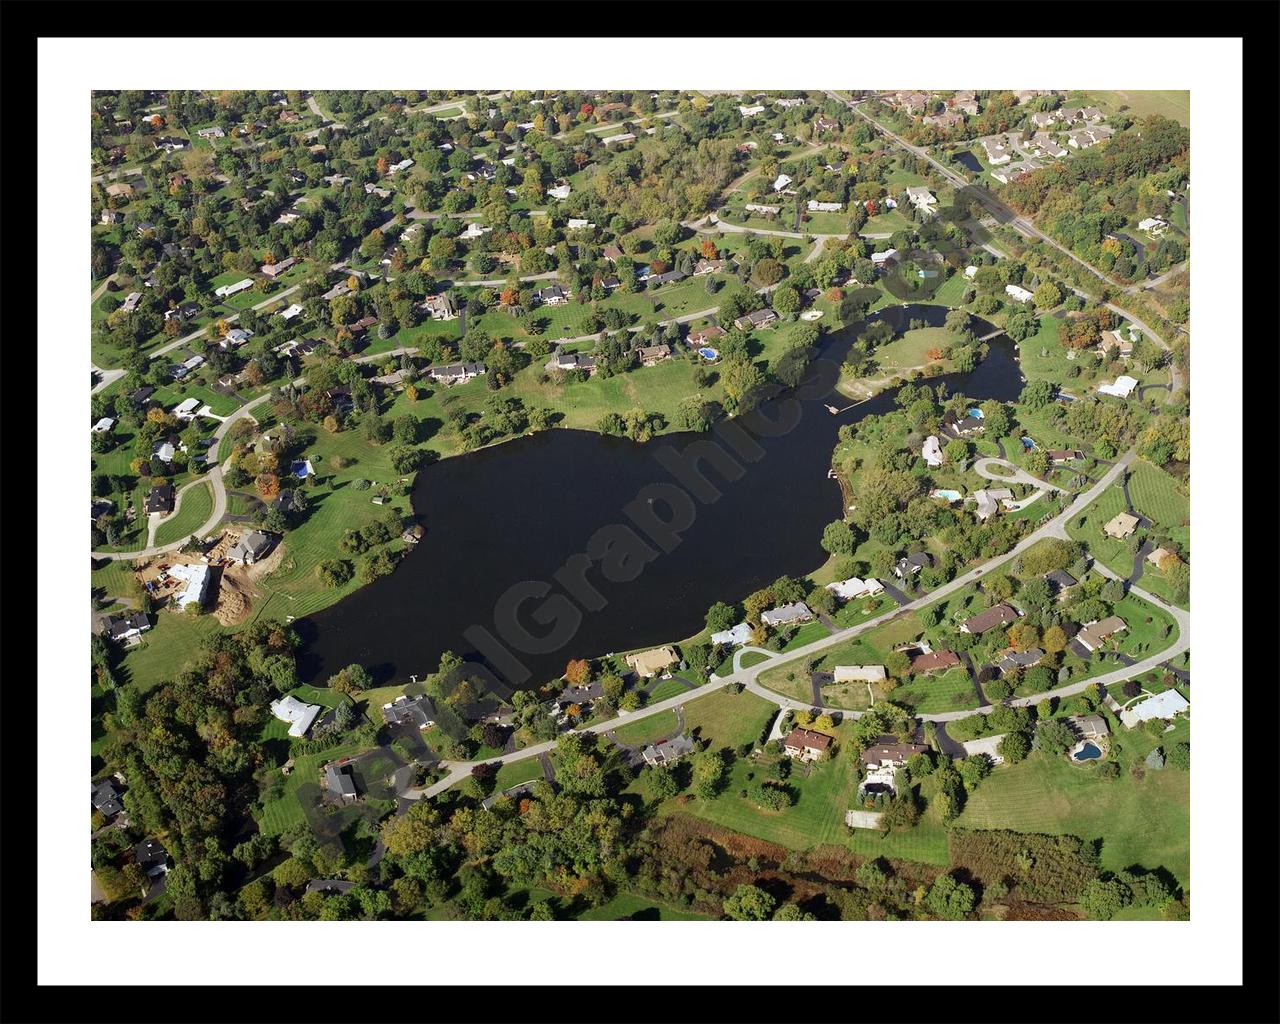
[92,366,126,395]
[972,457,1063,492]
[401,449,1189,800]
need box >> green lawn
[873,326,960,376]
[492,758,546,792]
[779,620,832,652]
[576,891,711,921]
[119,609,223,692]
[645,677,691,702]
[956,740,1190,887]
[737,651,772,669]
[1064,483,1133,577]
[612,709,680,746]
[257,738,373,836]
[681,688,777,749]
[153,481,214,545]
[1084,90,1190,127]
[888,666,980,715]
[1127,461,1190,548]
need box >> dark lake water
[295,304,1024,690]
[952,151,983,174]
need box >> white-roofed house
[922,434,944,467]
[278,303,304,321]
[808,200,843,212]
[772,173,793,192]
[1138,217,1167,235]
[547,183,572,200]
[738,104,765,117]
[833,665,887,683]
[166,563,212,610]
[92,417,116,434]
[172,397,202,420]
[1118,689,1189,728]
[905,186,937,211]
[1097,375,1139,398]
[710,622,754,648]
[1005,284,1034,303]
[270,695,322,738]
[826,577,884,601]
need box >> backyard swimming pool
[931,489,963,502]
[698,347,720,360]
[1073,742,1103,761]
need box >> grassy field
[576,891,711,921]
[778,620,831,652]
[737,651,772,669]
[492,758,546,791]
[1064,482,1132,577]
[956,737,1190,887]
[153,481,214,545]
[889,666,980,715]
[873,326,958,376]
[257,738,372,836]
[119,608,223,692]
[1084,90,1190,127]
[612,709,680,746]
[681,688,777,749]
[1127,461,1190,549]
[645,677,691,702]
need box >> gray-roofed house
[733,308,778,331]
[997,647,1045,673]
[103,610,151,643]
[324,761,359,804]
[382,694,437,730]
[546,350,598,375]
[227,530,276,565]
[761,602,813,628]
[940,409,985,438]
[91,778,125,819]
[895,552,933,578]
[1044,569,1078,598]
[534,284,568,306]
[960,603,1020,635]
[145,483,175,516]
[1067,714,1109,740]
[642,733,696,767]
[428,362,486,385]
[134,839,170,878]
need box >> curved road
[405,448,1187,799]
[972,457,1063,492]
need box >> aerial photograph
[87,86,1192,924]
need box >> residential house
[960,603,1020,635]
[324,762,359,804]
[601,244,624,262]
[833,665,887,683]
[547,183,572,200]
[1067,714,1109,741]
[775,97,806,108]
[227,530,276,565]
[172,397,201,420]
[270,695,321,738]
[814,115,840,132]
[808,200,843,212]
[323,173,351,187]
[419,293,456,321]
[905,186,937,211]
[693,258,729,275]
[534,285,568,306]
[625,646,679,678]
[261,256,297,278]
[923,111,966,130]
[687,325,725,348]
[215,279,253,298]
[120,291,143,313]
[991,162,1039,185]
[1028,132,1068,158]
[642,734,696,767]
[428,362,486,385]
[145,483,175,516]
[1147,546,1178,570]
[637,344,672,367]
[134,839,171,879]
[738,104,765,117]
[981,137,1012,165]
[1046,448,1083,464]
[382,694,437,730]
[760,602,813,628]
[910,650,961,674]
[826,577,884,601]
[196,125,225,139]
[1066,126,1114,149]
[1044,569,1079,598]
[895,552,933,578]
[1076,616,1127,652]
[459,222,492,240]
[1138,217,1168,235]
[940,409,985,438]
[92,417,116,434]
[744,203,781,215]
[105,182,134,199]
[221,327,254,348]
[870,248,899,266]
[91,778,126,819]
[102,610,151,643]
[733,308,778,331]
[772,173,793,192]
[710,622,753,648]
[166,563,212,610]
[278,303,304,321]
[921,435,944,467]
[153,136,188,153]
[321,282,352,302]
[996,647,1045,673]
[364,183,392,199]
[601,132,636,146]
[1031,110,1063,129]
[567,218,596,230]
[100,209,121,225]
[858,740,927,793]
[1097,375,1139,398]
[1005,283,1034,303]
[647,269,686,286]
[783,727,833,762]
[1119,688,1189,727]
[129,385,156,408]
[972,487,1013,521]
[1103,511,1140,538]
[388,158,414,174]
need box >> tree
[649,764,680,799]
[997,730,1032,764]
[944,438,969,464]
[706,601,738,633]
[771,284,800,316]
[752,258,783,287]
[564,659,591,685]
[1166,741,1190,770]
[821,519,855,556]
[722,884,776,921]
[1037,718,1077,756]
[1079,876,1133,920]
[925,873,976,920]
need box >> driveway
[972,457,1062,492]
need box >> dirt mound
[214,570,252,626]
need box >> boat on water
[825,404,841,414]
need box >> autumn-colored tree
[346,275,361,293]
[256,474,280,501]
[565,703,582,720]
[147,407,177,428]
[1042,625,1068,654]
[214,319,230,338]
[579,103,594,116]
[376,155,389,176]
[700,238,718,260]
[649,259,669,274]
[572,150,589,170]
[262,250,276,267]
[926,347,944,361]
[825,286,844,302]
[564,659,591,685]
[405,385,419,402]
[163,317,182,337]
[500,287,519,307]
[1006,623,1041,652]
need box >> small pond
[952,150,983,174]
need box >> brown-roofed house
[1103,512,1140,539]
[637,344,671,367]
[910,650,961,674]
[959,603,1020,635]
[602,244,624,263]
[1076,616,1127,653]
[783,728,833,762]
[688,325,725,348]
[625,646,678,678]
[1046,448,1084,464]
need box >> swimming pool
[968,407,984,419]
[931,489,962,502]
[1073,742,1103,761]
[1020,436,1036,450]
[698,347,720,361]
